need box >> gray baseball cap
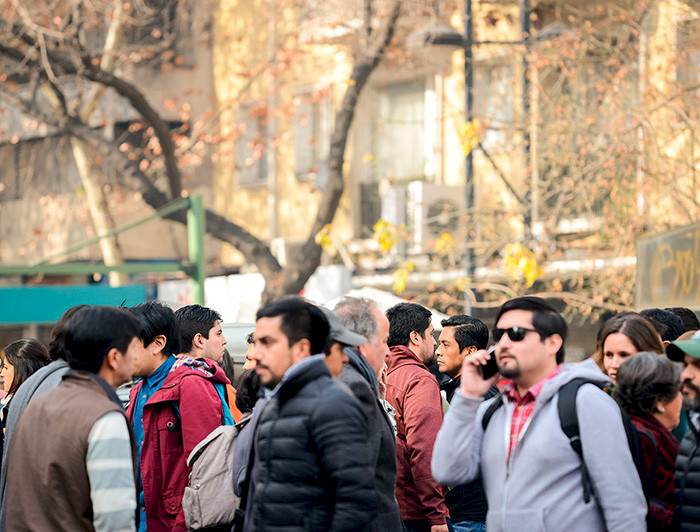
[318,306,366,347]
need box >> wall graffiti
[638,223,700,309]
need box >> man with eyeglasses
[432,296,646,532]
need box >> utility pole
[463,0,474,314]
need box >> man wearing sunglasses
[432,296,646,532]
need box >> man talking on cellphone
[431,297,646,532]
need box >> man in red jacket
[385,302,448,532]
[127,301,230,532]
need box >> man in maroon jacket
[385,302,448,532]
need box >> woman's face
[656,390,683,430]
[602,333,638,385]
[1,360,14,394]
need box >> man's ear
[409,331,421,347]
[358,343,369,359]
[460,345,476,360]
[192,333,206,350]
[544,334,563,357]
[102,347,121,372]
[150,334,167,354]
[291,338,312,362]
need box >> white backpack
[183,425,241,530]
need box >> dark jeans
[447,519,486,532]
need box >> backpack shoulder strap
[481,393,504,431]
[557,378,601,503]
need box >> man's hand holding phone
[460,346,500,399]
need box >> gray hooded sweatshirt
[432,359,646,532]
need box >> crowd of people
[0,295,699,531]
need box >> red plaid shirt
[503,365,562,458]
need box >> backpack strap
[557,378,599,503]
[481,393,504,431]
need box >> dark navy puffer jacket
[676,420,700,531]
[248,355,377,531]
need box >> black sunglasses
[493,326,539,343]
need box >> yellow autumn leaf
[393,273,407,294]
[458,120,480,157]
[454,276,471,292]
[392,262,414,294]
[434,232,456,255]
[315,225,336,255]
[502,242,543,287]
[373,219,397,252]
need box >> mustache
[683,380,700,395]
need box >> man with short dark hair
[437,315,489,402]
[128,301,231,532]
[242,332,256,370]
[331,297,403,531]
[175,303,241,421]
[385,302,448,532]
[175,304,227,362]
[641,307,684,343]
[7,306,142,531]
[432,296,646,531]
[435,315,492,532]
[237,296,376,531]
[666,307,700,334]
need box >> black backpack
[481,378,658,503]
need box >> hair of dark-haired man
[63,306,142,374]
[174,304,222,354]
[130,301,181,355]
[219,348,236,385]
[234,368,261,414]
[495,296,568,364]
[48,304,90,361]
[386,302,432,348]
[664,307,700,335]
[440,315,489,353]
[255,296,329,355]
[640,308,684,343]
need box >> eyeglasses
[493,326,539,343]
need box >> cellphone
[480,346,499,380]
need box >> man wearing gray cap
[321,303,403,531]
[318,306,367,377]
[667,330,700,529]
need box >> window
[293,87,332,181]
[235,104,268,187]
[372,80,428,181]
[474,62,515,152]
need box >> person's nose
[222,334,227,346]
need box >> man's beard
[422,352,436,366]
[683,380,700,412]
[498,362,521,380]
